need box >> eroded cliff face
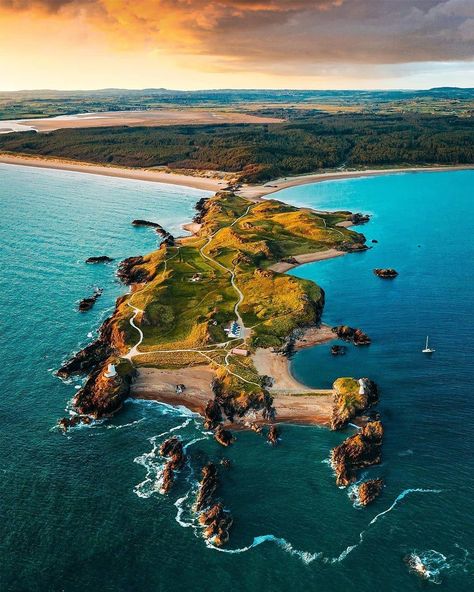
[57,295,130,380]
[331,421,383,487]
[73,360,136,418]
[331,377,379,430]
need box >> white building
[104,363,117,378]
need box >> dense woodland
[1,113,473,182]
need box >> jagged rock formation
[331,421,383,486]
[161,464,174,494]
[267,424,279,445]
[78,288,103,311]
[331,377,379,430]
[358,478,384,506]
[193,197,209,224]
[57,294,130,379]
[337,240,368,252]
[117,256,151,284]
[73,361,136,418]
[331,345,347,356]
[57,415,92,431]
[159,436,185,493]
[195,464,219,512]
[195,463,232,546]
[214,425,234,447]
[332,325,371,346]
[351,213,371,225]
[198,503,233,547]
[85,256,114,264]
[204,398,222,430]
[374,268,398,278]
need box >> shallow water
[0,165,472,591]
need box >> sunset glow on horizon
[1,0,473,90]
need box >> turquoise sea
[0,164,472,591]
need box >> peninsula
[57,188,386,542]
[58,190,369,422]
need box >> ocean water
[0,165,472,591]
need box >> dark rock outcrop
[161,464,174,494]
[161,233,175,247]
[280,256,298,265]
[73,362,136,418]
[331,421,383,486]
[195,463,219,512]
[267,424,279,446]
[56,313,120,379]
[204,399,222,430]
[85,256,114,264]
[214,425,234,447]
[332,325,371,346]
[331,377,379,430]
[351,213,370,225]
[195,464,233,546]
[337,239,368,253]
[198,503,233,547]
[374,268,398,278]
[193,197,209,224]
[78,288,103,311]
[331,345,347,356]
[57,415,92,432]
[160,436,185,470]
[117,256,151,285]
[159,436,185,493]
[358,478,384,506]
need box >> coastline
[0,153,226,193]
[5,154,443,427]
[238,164,474,200]
[1,152,473,197]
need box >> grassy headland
[105,191,362,417]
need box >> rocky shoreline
[55,191,386,546]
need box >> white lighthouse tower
[104,363,117,379]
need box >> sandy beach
[238,164,474,200]
[0,153,225,192]
[132,361,334,427]
[269,249,346,273]
[131,366,214,416]
[2,153,472,196]
[0,109,283,134]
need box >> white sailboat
[422,336,435,354]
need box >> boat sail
[422,336,435,353]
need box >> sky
[1,0,473,90]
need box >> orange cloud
[0,0,473,77]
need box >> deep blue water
[0,165,472,591]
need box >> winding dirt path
[122,204,261,386]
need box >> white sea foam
[106,418,145,430]
[127,398,199,419]
[205,534,321,565]
[325,488,443,564]
[133,417,205,499]
[405,549,451,584]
